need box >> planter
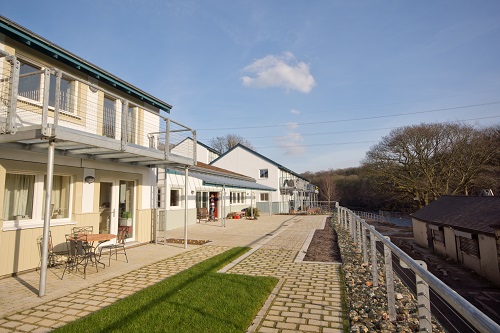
[119,218,132,226]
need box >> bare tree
[364,123,498,207]
[319,173,338,202]
[208,134,254,154]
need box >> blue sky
[2,1,500,173]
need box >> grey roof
[411,196,500,235]
[190,172,276,191]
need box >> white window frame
[259,169,269,179]
[2,172,74,231]
[170,188,182,208]
[17,57,79,117]
[260,193,269,202]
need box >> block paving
[0,215,344,332]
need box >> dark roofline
[0,15,172,113]
[210,143,310,182]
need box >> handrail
[339,206,500,333]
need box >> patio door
[99,179,135,243]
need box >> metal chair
[36,231,68,271]
[62,234,98,279]
[99,227,128,266]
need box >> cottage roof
[411,196,500,235]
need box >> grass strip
[54,247,277,333]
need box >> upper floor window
[49,74,75,114]
[259,169,268,179]
[103,96,116,138]
[127,105,137,144]
[19,61,41,101]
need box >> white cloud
[276,132,306,155]
[290,108,301,115]
[241,52,316,93]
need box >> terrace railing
[0,51,195,167]
[338,206,500,333]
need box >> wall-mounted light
[84,175,95,184]
[191,190,194,194]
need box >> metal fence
[338,206,500,333]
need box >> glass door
[99,181,114,234]
[99,179,135,242]
[118,180,135,240]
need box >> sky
[1,1,500,173]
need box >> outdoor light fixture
[191,190,194,194]
[84,175,95,183]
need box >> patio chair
[62,233,98,279]
[99,227,128,266]
[36,231,68,271]
[72,226,94,251]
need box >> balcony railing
[0,51,195,167]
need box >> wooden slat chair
[98,227,128,266]
[197,207,209,223]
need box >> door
[99,179,135,243]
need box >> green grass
[54,247,277,333]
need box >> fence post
[415,260,432,332]
[362,222,368,264]
[357,218,362,253]
[384,236,396,321]
[370,226,378,287]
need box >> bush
[244,207,259,217]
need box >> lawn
[53,247,277,333]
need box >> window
[103,96,116,138]
[459,235,480,258]
[196,191,209,208]
[3,172,73,230]
[260,193,269,201]
[49,74,75,113]
[259,169,268,179]
[157,188,163,208]
[3,174,35,220]
[127,105,137,143]
[43,175,71,218]
[432,228,445,244]
[18,61,41,101]
[170,189,181,207]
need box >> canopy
[190,172,276,191]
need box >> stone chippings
[334,220,446,333]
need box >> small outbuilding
[411,196,500,285]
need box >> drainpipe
[163,167,168,244]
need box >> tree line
[302,123,500,213]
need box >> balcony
[0,52,195,167]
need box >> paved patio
[0,215,343,332]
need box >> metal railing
[352,210,388,222]
[0,51,195,163]
[338,206,500,333]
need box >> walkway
[0,215,343,333]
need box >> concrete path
[0,215,343,332]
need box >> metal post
[163,167,167,244]
[4,55,19,134]
[41,68,51,136]
[362,224,368,264]
[153,168,158,245]
[415,260,432,332]
[121,100,128,148]
[222,185,226,227]
[384,236,396,321]
[39,140,55,297]
[184,166,189,249]
[164,118,170,160]
[357,219,363,252]
[268,191,272,216]
[370,226,379,287]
